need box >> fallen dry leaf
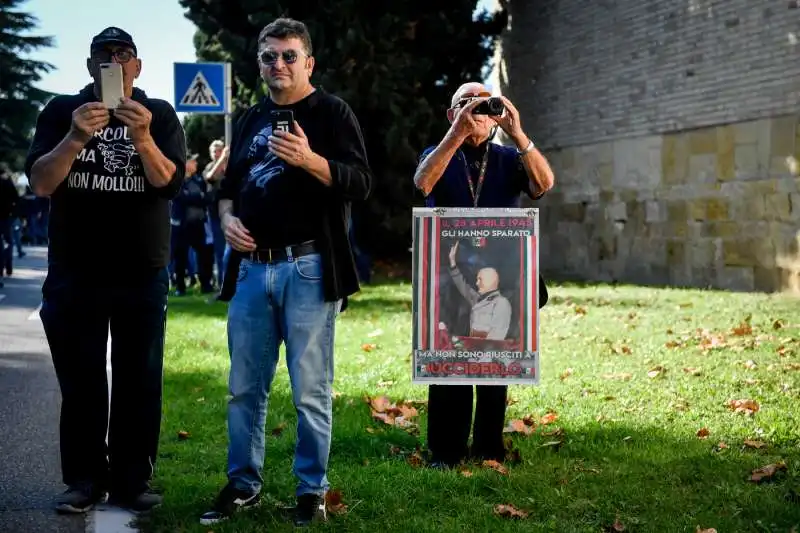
[647,366,666,379]
[540,412,558,425]
[744,359,758,370]
[482,460,509,475]
[493,503,528,519]
[749,461,787,483]
[361,343,377,352]
[325,489,348,515]
[683,367,702,376]
[560,368,574,380]
[406,450,425,468]
[460,469,473,478]
[606,517,626,531]
[602,372,633,381]
[574,306,587,315]
[665,340,682,348]
[696,427,710,439]
[743,439,767,449]
[270,422,287,437]
[773,319,785,330]
[696,527,718,533]
[727,398,760,415]
[732,322,753,336]
[503,419,534,436]
[177,430,190,440]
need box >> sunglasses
[92,49,136,64]
[258,49,306,66]
[452,91,491,109]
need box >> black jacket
[217,90,372,310]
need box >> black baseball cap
[90,27,137,55]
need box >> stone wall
[490,0,800,291]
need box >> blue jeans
[226,253,339,496]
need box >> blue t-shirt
[418,141,537,208]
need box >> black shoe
[199,483,260,525]
[55,485,106,514]
[109,489,163,512]
[292,493,327,527]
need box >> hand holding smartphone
[99,63,124,109]
[270,110,294,134]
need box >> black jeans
[426,384,507,464]
[0,217,11,278]
[173,222,214,291]
[40,266,169,495]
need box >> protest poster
[411,207,540,386]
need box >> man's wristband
[517,139,535,155]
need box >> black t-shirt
[219,90,363,248]
[24,84,186,273]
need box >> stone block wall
[489,0,800,291]
[534,116,800,291]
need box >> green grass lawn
[140,276,800,533]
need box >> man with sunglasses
[200,17,371,527]
[24,27,185,513]
[413,82,555,468]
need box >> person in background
[171,154,215,295]
[24,26,185,514]
[0,167,19,284]
[202,139,229,287]
[412,81,554,468]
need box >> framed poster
[411,207,540,386]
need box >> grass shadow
[144,366,800,533]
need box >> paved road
[0,247,84,533]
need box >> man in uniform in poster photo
[412,81,555,468]
[447,240,512,342]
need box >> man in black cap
[25,27,186,514]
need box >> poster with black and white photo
[411,207,540,386]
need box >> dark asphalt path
[0,247,84,533]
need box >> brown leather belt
[246,240,317,263]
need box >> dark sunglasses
[452,91,491,109]
[92,49,136,64]
[258,49,305,66]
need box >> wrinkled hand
[113,97,152,144]
[449,241,459,267]
[70,103,110,144]
[268,121,313,168]
[450,98,486,141]
[222,213,256,252]
[489,96,524,140]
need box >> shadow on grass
[166,294,228,320]
[142,367,800,533]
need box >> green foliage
[0,0,54,170]
[178,0,506,256]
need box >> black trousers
[173,222,214,291]
[40,266,169,495]
[426,384,507,464]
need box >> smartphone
[270,110,294,134]
[99,63,124,109]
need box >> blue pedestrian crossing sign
[173,62,228,114]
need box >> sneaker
[292,493,327,527]
[55,485,106,514]
[199,483,260,525]
[109,489,163,513]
